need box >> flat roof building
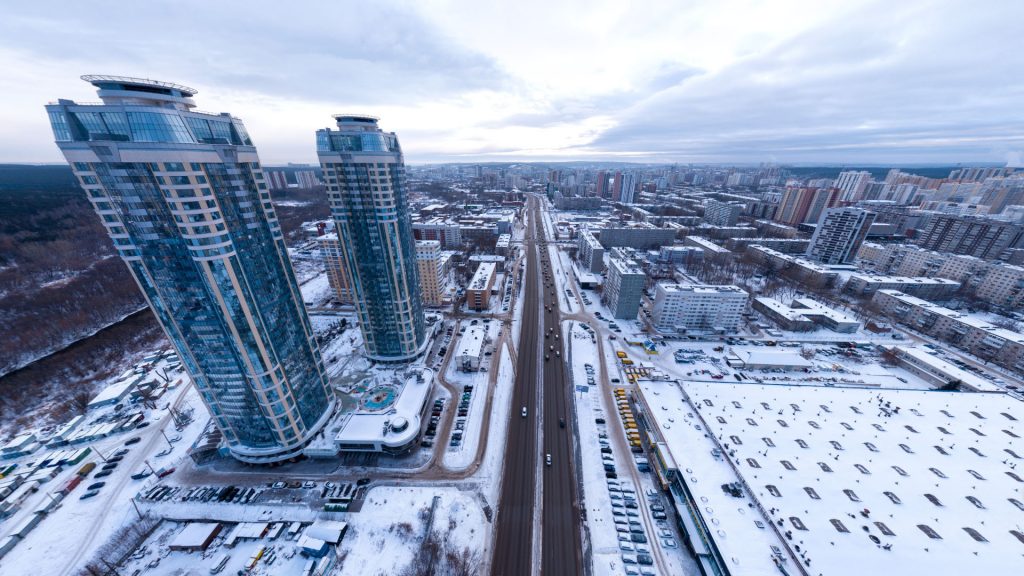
[846,274,961,300]
[872,289,1024,373]
[650,283,748,334]
[603,257,646,320]
[466,262,497,311]
[636,381,1024,576]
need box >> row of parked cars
[451,385,474,447]
[422,398,446,447]
[140,484,264,504]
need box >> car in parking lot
[124,436,141,446]
[87,482,106,491]
[79,490,100,500]
[94,470,113,479]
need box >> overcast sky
[2,0,1022,165]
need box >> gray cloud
[584,1,1024,163]
[1,0,1022,164]
[1,1,506,105]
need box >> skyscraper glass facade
[45,76,335,463]
[317,116,426,361]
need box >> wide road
[492,196,583,575]
[536,199,584,575]
[493,197,542,575]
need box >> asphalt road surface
[492,196,582,575]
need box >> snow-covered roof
[455,326,487,360]
[890,346,1003,393]
[641,379,1024,576]
[169,522,221,549]
[734,349,814,369]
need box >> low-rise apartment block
[650,283,747,334]
[466,262,497,311]
[845,274,961,300]
[871,289,1024,372]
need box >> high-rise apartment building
[266,170,289,190]
[915,214,1024,259]
[775,187,840,226]
[806,208,876,265]
[613,172,638,203]
[835,170,871,202]
[603,256,646,319]
[576,228,605,273]
[775,187,815,225]
[317,233,354,303]
[803,188,840,225]
[46,76,335,463]
[595,170,609,198]
[295,170,321,188]
[317,115,426,361]
[416,240,448,307]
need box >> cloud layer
[2,0,1021,164]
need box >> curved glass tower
[317,115,426,362]
[46,76,335,463]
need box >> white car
[521,407,528,417]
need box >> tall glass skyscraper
[46,76,335,463]
[317,116,426,361]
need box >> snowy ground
[0,378,209,576]
[300,270,334,307]
[442,320,502,470]
[336,486,488,575]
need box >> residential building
[595,170,609,198]
[576,228,605,273]
[266,170,289,190]
[915,214,1024,259]
[466,261,496,311]
[752,297,861,333]
[454,325,488,371]
[748,245,840,288]
[802,188,841,225]
[294,169,321,188]
[416,240,448,307]
[47,76,335,463]
[704,199,743,226]
[412,217,463,248]
[835,170,872,202]
[845,275,960,300]
[318,115,426,362]
[683,236,730,256]
[649,283,747,334]
[871,289,1024,372]
[603,256,645,319]
[317,234,354,303]
[597,225,677,249]
[857,242,1024,308]
[806,208,875,265]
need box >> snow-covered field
[336,486,487,575]
[300,271,334,307]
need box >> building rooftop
[891,346,1003,393]
[608,256,644,276]
[469,262,497,290]
[640,379,1024,576]
[851,275,961,286]
[658,283,746,296]
[877,290,1024,344]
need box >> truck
[155,466,175,479]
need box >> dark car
[79,490,100,500]
[94,470,113,479]
[87,482,106,491]
[630,533,647,544]
[356,478,371,486]
[136,422,150,429]
[559,418,565,428]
